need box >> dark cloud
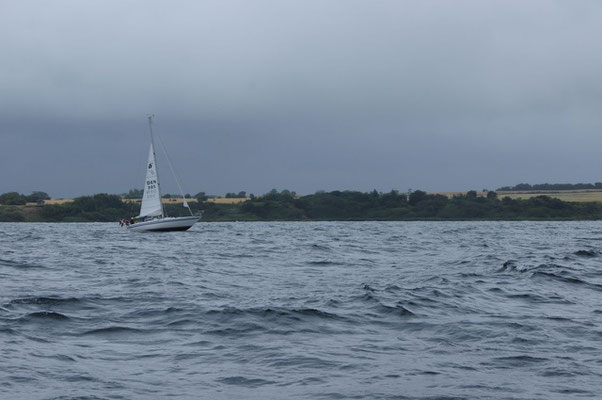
[1,1,602,197]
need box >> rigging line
[154,123,194,216]
[131,120,148,213]
[148,115,166,218]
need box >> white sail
[138,143,163,218]
[125,115,200,232]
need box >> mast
[148,115,166,218]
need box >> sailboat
[127,116,200,232]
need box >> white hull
[127,216,200,232]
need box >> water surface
[1,222,601,399]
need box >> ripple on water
[0,221,601,399]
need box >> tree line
[498,182,602,191]
[226,189,601,221]
[0,191,50,205]
[2,189,602,222]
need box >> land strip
[3,190,602,222]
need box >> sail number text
[146,179,157,190]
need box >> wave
[266,355,339,369]
[374,303,415,317]
[531,271,602,291]
[506,293,548,302]
[45,394,108,400]
[216,376,276,388]
[0,327,16,335]
[499,261,576,273]
[204,306,346,322]
[7,296,82,307]
[574,249,599,258]
[24,311,70,321]
[34,353,77,362]
[204,323,266,336]
[3,221,602,398]
[358,292,416,317]
[490,355,549,367]
[307,260,343,265]
[362,283,376,292]
[122,306,185,318]
[384,284,402,292]
[0,258,45,269]
[80,326,144,336]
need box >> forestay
[138,143,163,218]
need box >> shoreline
[2,190,602,223]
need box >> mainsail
[138,142,163,218]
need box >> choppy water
[1,222,601,399]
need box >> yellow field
[161,198,198,204]
[496,190,602,203]
[205,197,250,204]
[124,197,249,204]
[121,198,198,204]
[38,199,74,205]
[435,190,602,203]
[42,197,250,205]
[27,192,602,206]
[436,192,478,198]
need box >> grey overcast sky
[1,1,602,197]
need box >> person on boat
[130,216,135,225]
[119,219,124,227]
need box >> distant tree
[162,194,172,199]
[487,191,498,200]
[72,193,124,211]
[194,192,208,201]
[225,192,245,198]
[408,190,428,205]
[0,192,26,205]
[514,183,532,191]
[498,182,602,191]
[123,188,143,199]
[185,193,191,199]
[25,191,50,203]
[381,189,407,207]
[280,189,297,198]
[466,190,478,199]
[249,193,255,200]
